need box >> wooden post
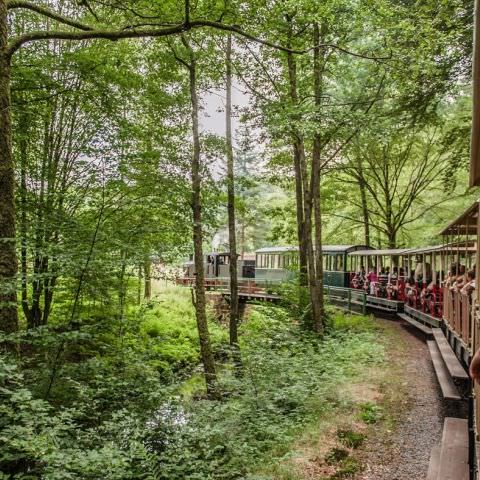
[422,255,426,287]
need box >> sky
[200,81,250,140]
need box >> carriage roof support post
[440,239,446,285]
[432,252,437,284]
[466,215,470,269]
[422,255,427,285]
[477,203,480,295]
[457,225,461,270]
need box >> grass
[136,285,228,379]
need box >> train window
[337,255,344,271]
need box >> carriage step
[432,329,469,381]
[427,341,462,400]
[435,417,469,480]
[426,444,441,480]
[398,313,433,337]
[365,303,396,312]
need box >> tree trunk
[387,231,397,249]
[137,264,142,305]
[187,48,219,399]
[225,35,240,351]
[118,250,127,319]
[310,23,326,334]
[19,105,32,326]
[144,257,152,300]
[286,28,308,286]
[0,2,19,335]
[286,19,317,326]
[356,160,370,247]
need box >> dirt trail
[353,318,465,480]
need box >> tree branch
[7,14,391,61]
[185,0,190,26]
[7,1,94,31]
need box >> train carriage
[255,244,372,287]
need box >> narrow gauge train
[179,231,477,329]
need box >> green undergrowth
[152,306,385,480]
[137,286,228,380]
[1,292,387,480]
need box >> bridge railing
[175,277,273,295]
[442,286,472,347]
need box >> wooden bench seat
[427,341,462,400]
[426,444,441,480]
[432,329,469,381]
[436,417,469,480]
[398,312,433,336]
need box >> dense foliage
[1,298,383,479]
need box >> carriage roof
[255,245,372,254]
[349,248,409,256]
[440,200,480,235]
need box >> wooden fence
[443,286,472,347]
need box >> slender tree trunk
[187,48,219,399]
[299,145,320,328]
[137,264,142,305]
[310,23,326,334]
[144,257,152,300]
[118,249,127,319]
[19,106,32,326]
[225,35,240,351]
[286,22,308,286]
[240,222,245,260]
[0,3,19,336]
[356,160,370,246]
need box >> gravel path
[353,318,467,480]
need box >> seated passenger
[444,265,458,288]
[387,267,399,299]
[452,264,466,292]
[388,267,398,283]
[378,267,388,284]
[356,266,366,288]
[420,276,434,303]
[367,269,378,295]
[405,273,417,301]
[461,270,475,297]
